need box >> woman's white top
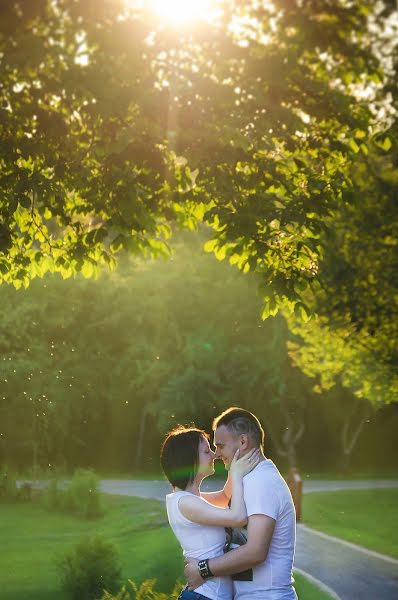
[166,490,232,600]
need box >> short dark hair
[160,426,209,490]
[212,407,264,448]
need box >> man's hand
[184,558,203,591]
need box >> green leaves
[294,302,311,322]
[375,136,392,152]
[261,297,279,320]
[203,239,218,253]
[81,261,95,279]
[0,0,393,344]
[349,138,360,154]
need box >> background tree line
[1,231,396,476]
[1,1,398,476]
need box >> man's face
[213,424,239,470]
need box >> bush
[65,469,103,519]
[58,536,122,600]
[42,469,103,518]
[100,579,180,600]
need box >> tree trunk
[135,408,147,470]
[282,421,305,470]
[280,396,305,470]
[340,399,371,474]
[266,411,305,470]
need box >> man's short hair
[212,407,264,448]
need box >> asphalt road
[295,524,398,600]
[99,478,398,600]
[99,478,398,498]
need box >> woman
[160,426,260,600]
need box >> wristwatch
[198,558,214,579]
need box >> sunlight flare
[149,0,214,26]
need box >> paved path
[99,478,398,600]
[99,478,398,498]
[295,524,398,600]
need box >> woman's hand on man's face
[230,448,261,477]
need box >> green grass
[0,495,182,600]
[0,495,333,600]
[294,573,334,600]
[303,488,398,558]
[297,469,398,481]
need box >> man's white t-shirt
[232,459,297,600]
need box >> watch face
[199,560,210,579]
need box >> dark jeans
[177,586,211,600]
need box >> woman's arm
[200,473,232,508]
[179,449,260,527]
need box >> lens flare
[150,0,214,26]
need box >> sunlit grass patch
[303,488,398,558]
[0,494,335,599]
[0,495,181,600]
[293,572,335,600]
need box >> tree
[2,229,397,473]
[285,133,398,406]
[0,229,324,471]
[2,0,398,468]
[0,0,389,316]
[278,0,398,407]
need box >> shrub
[42,469,103,518]
[65,469,103,519]
[100,579,180,600]
[58,536,122,600]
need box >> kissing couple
[160,406,297,600]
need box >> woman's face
[197,435,215,478]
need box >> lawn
[0,495,183,600]
[0,495,333,600]
[302,488,398,558]
[297,469,398,481]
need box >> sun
[149,0,215,26]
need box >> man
[185,407,297,600]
